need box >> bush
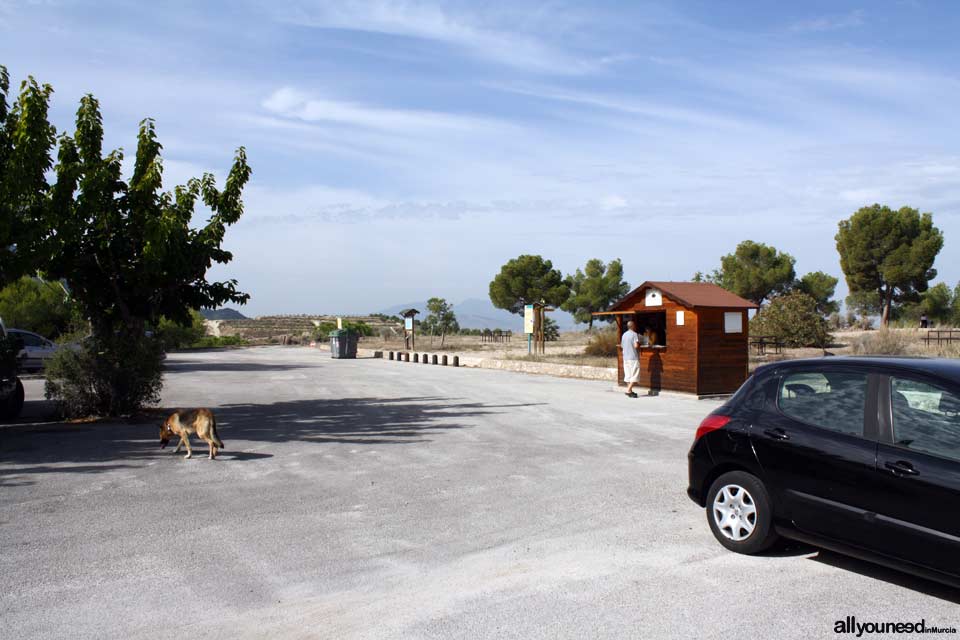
[750,292,830,348]
[848,329,911,356]
[157,310,206,350]
[584,328,619,357]
[45,333,164,418]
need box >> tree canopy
[795,271,839,316]
[836,204,943,326]
[561,258,629,329]
[0,276,79,338]
[489,255,570,315]
[421,297,459,346]
[0,67,55,288]
[0,64,251,415]
[715,241,796,305]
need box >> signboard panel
[404,317,414,331]
[645,288,662,307]
[676,311,685,326]
[524,305,535,334]
[724,311,743,333]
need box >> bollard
[423,354,429,364]
[441,355,448,366]
[389,351,394,361]
[413,353,419,363]
[452,355,459,367]
[403,352,409,362]
[431,355,438,365]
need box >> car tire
[705,471,778,554]
[1,378,24,420]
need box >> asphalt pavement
[1,347,957,639]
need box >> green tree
[489,255,570,315]
[795,271,839,316]
[0,66,56,288]
[749,292,830,348]
[836,204,943,327]
[422,297,459,346]
[561,258,630,329]
[920,283,953,324]
[715,241,796,305]
[0,276,80,338]
[953,282,960,327]
[1,65,252,415]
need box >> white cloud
[789,9,865,33]
[261,86,504,133]
[275,0,595,74]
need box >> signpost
[400,309,419,350]
[524,304,535,354]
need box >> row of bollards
[387,351,459,367]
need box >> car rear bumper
[687,441,712,507]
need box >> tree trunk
[440,330,445,348]
[881,286,894,327]
[588,315,593,330]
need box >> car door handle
[884,461,919,476]
[762,428,789,441]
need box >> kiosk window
[634,311,666,346]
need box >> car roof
[755,356,960,386]
[7,328,41,337]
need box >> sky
[2,0,959,317]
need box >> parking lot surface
[1,347,957,639]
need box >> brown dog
[160,409,224,460]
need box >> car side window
[16,332,43,347]
[778,371,867,436]
[891,378,960,463]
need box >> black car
[688,357,960,588]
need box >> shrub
[45,333,164,418]
[750,292,830,348]
[157,310,206,350]
[584,328,619,357]
[848,329,911,356]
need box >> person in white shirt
[621,320,641,398]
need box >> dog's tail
[210,413,225,449]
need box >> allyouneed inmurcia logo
[834,617,958,636]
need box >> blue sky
[2,0,959,317]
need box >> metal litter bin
[328,329,358,359]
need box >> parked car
[0,319,24,420]
[688,357,960,588]
[7,328,59,372]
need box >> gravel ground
[1,347,957,639]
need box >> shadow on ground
[0,396,538,483]
[810,550,960,604]
[163,360,317,373]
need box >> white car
[7,329,59,372]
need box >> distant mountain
[379,298,579,331]
[200,308,248,320]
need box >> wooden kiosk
[594,281,757,396]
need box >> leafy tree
[0,66,56,288]
[749,292,829,348]
[1,66,252,415]
[422,297,459,346]
[920,283,953,324]
[953,282,960,327]
[489,255,570,314]
[0,276,81,338]
[715,241,796,305]
[836,204,943,327]
[561,258,630,329]
[795,271,839,316]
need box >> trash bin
[328,329,358,359]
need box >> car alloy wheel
[704,470,777,554]
[712,484,757,542]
